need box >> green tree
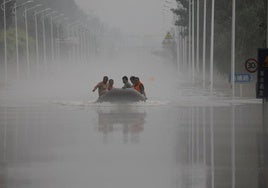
[0,0,15,29]
[172,0,266,75]
[0,27,33,59]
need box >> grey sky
[74,0,175,36]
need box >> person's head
[103,76,108,84]
[108,79,114,86]
[122,76,128,83]
[130,76,136,84]
[134,77,140,84]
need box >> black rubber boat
[96,88,146,103]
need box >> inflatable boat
[96,88,146,103]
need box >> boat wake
[53,99,170,107]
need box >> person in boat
[133,77,147,99]
[122,76,132,89]
[107,79,114,90]
[92,76,108,96]
[130,76,136,86]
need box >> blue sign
[229,73,252,83]
[235,73,252,83]
[257,48,268,98]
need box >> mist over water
[0,45,184,107]
[1,46,259,109]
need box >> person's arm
[92,83,100,92]
[139,84,145,95]
[139,84,147,100]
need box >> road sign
[245,58,258,73]
[230,73,252,83]
[165,32,173,40]
[257,48,268,98]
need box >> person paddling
[92,76,108,96]
[107,79,114,90]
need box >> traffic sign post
[229,73,253,97]
[257,48,268,98]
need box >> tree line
[172,0,266,75]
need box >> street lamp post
[61,17,70,62]
[79,27,84,63]
[183,27,187,70]
[43,11,57,70]
[49,12,58,63]
[53,14,64,62]
[192,0,195,82]
[51,15,60,63]
[1,0,12,82]
[73,24,79,63]
[84,27,91,64]
[202,0,207,89]
[14,1,19,79]
[85,29,91,63]
[42,10,54,70]
[210,0,215,94]
[196,0,200,76]
[77,24,85,64]
[231,0,236,99]
[13,0,34,79]
[188,0,192,79]
[68,22,81,64]
[80,27,87,64]
[42,12,46,68]
[50,15,54,62]
[34,8,51,73]
[56,23,60,61]
[24,4,42,77]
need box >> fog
[0,0,193,107]
[0,45,182,107]
[74,0,174,36]
[0,0,258,108]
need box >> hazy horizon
[74,0,176,36]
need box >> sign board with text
[257,48,268,98]
[235,73,252,83]
[229,73,253,83]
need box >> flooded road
[0,99,266,188]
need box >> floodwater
[0,89,267,188]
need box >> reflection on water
[175,105,266,188]
[97,106,146,143]
[0,104,267,188]
[258,104,268,188]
